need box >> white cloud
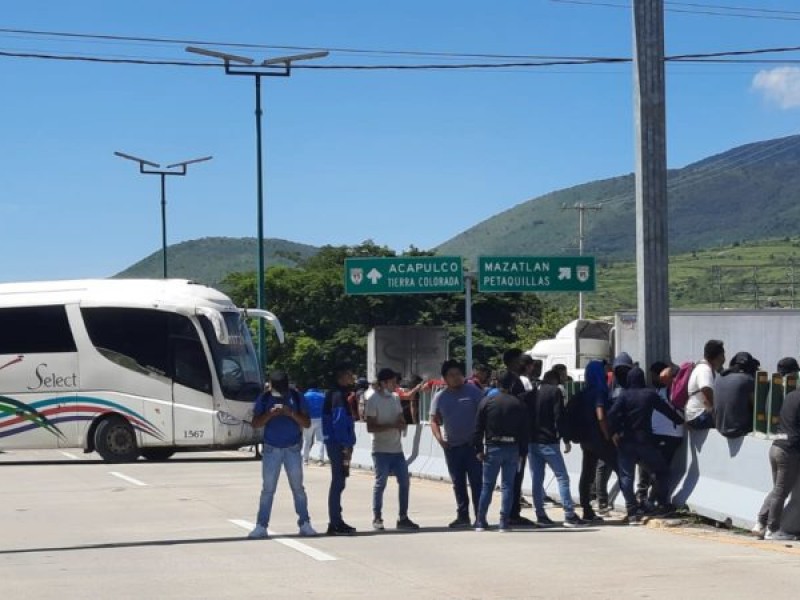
[752,67,800,109]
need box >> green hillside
[587,237,800,316]
[115,237,318,286]
[438,135,800,264]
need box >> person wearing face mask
[365,368,420,532]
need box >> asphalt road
[1,448,798,600]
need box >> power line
[550,0,800,21]
[0,27,622,62]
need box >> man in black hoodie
[608,367,684,524]
[714,352,759,438]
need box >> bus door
[170,320,216,447]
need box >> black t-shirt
[713,371,754,438]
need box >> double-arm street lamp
[114,151,212,278]
[185,46,328,369]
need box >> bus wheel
[140,448,176,461]
[95,416,139,463]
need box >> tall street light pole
[185,46,328,371]
[115,152,212,278]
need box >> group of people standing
[244,340,800,542]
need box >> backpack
[669,361,696,410]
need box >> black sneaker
[448,516,472,529]
[327,522,356,536]
[583,512,605,524]
[543,495,560,507]
[563,515,589,528]
[536,515,556,527]
[519,497,533,508]
[626,513,645,526]
[647,505,677,519]
[597,503,612,515]
[397,517,420,531]
[509,516,537,527]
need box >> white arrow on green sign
[478,256,596,293]
[344,256,464,295]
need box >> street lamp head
[261,51,329,66]
[185,46,255,65]
[166,156,214,169]
[114,151,160,168]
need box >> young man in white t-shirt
[365,368,420,532]
[685,340,726,430]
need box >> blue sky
[1,0,799,281]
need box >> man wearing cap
[777,357,800,379]
[714,352,760,438]
[473,371,530,532]
[365,368,420,532]
[248,372,317,540]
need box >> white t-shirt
[364,388,404,454]
[520,375,534,392]
[652,387,685,438]
[685,361,716,421]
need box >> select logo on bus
[0,396,165,441]
[27,363,78,391]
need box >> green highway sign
[344,256,464,295]
[478,256,596,293]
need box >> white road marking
[60,451,80,460]
[109,472,148,487]
[228,519,337,562]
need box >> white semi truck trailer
[530,310,800,378]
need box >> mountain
[437,135,800,264]
[115,237,318,285]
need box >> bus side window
[172,338,212,394]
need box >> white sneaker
[299,522,318,537]
[751,523,767,539]
[765,529,798,541]
[248,525,269,539]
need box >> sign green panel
[344,256,464,295]
[478,256,596,293]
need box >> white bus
[0,279,283,463]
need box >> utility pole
[633,0,670,370]
[464,273,474,377]
[562,203,602,319]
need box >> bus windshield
[199,312,263,402]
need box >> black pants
[636,435,683,506]
[579,440,618,516]
[511,453,527,518]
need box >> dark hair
[441,359,465,378]
[497,370,517,391]
[520,354,534,366]
[703,340,725,362]
[649,361,669,375]
[269,371,290,393]
[503,349,524,368]
[377,367,400,383]
[552,364,567,373]
[473,363,491,375]
[542,370,561,385]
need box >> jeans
[579,440,618,515]
[372,452,410,519]
[443,443,483,520]
[511,453,528,518]
[617,441,669,516]
[758,445,800,532]
[637,436,682,505]
[596,460,612,507]
[477,445,519,527]
[529,443,576,518]
[303,418,325,463]
[255,443,310,528]
[326,443,349,526]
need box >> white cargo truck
[531,310,800,378]
[367,326,449,383]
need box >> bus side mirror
[196,307,230,344]
[242,309,285,344]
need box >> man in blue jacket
[248,371,317,540]
[323,364,357,536]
